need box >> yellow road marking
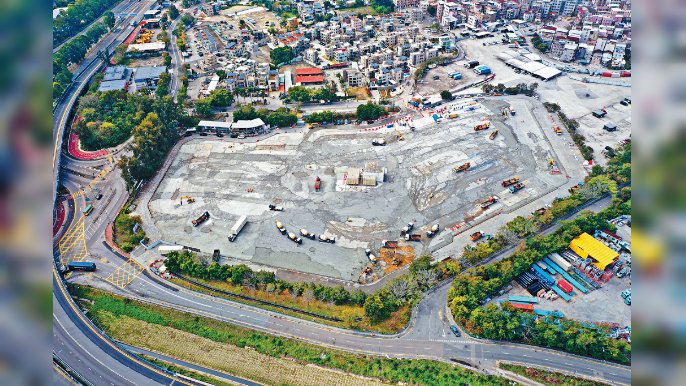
[105,258,146,289]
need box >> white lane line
[54,314,137,385]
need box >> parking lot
[147,99,567,281]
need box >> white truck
[228,215,247,242]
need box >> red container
[509,303,534,312]
[557,279,573,294]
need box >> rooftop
[295,67,323,75]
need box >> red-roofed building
[294,67,324,85]
[295,75,325,84]
[295,67,323,76]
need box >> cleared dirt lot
[148,99,567,281]
[575,101,631,166]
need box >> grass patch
[500,363,609,386]
[113,207,147,252]
[337,6,376,15]
[71,284,510,386]
[137,354,239,386]
[171,276,410,334]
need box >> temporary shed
[346,168,361,185]
[569,232,618,270]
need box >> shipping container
[508,295,539,304]
[550,285,572,301]
[548,253,572,271]
[557,279,573,294]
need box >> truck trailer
[228,215,247,242]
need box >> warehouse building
[569,232,619,270]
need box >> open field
[107,316,389,386]
[499,362,610,386]
[147,99,567,281]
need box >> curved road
[53,10,631,385]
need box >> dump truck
[314,176,321,191]
[300,229,316,240]
[382,239,398,248]
[405,234,422,241]
[275,220,287,234]
[473,121,490,131]
[509,182,525,193]
[553,125,562,135]
[480,196,497,209]
[453,162,471,172]
[372,138,387,146]
[401,222,414,235]
[426,224,439,238]
[470,231,483,241]
[501,176,520,187]
[227,215,248,242]
[269,204,284,211]
[288,231,303,244]
[318,234,335,243]
[192,211,210,226]
[489,130,499,140]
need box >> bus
[67,261,97,272]
[83,204,94,216]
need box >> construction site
[146,98,569,282]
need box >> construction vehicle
[382,239,398,248]
[228,215,247,242]
[300,229,316,240]
[473,121,490,131]
[501,176,520,187]
[426,224,439,238]
[192,211,210,226]
[509,106,516,116]
[288,231,303,244]
[180,195,195,204]
[470,231,483,241]
[365,249,377,263]
[405,234,422,241]
[394,129,404,141]
[553,125,562,135]
[489,130,498,140]
[509,182,525,193]
[568,182,584,193]
[269,204,284,211]
[372,138,386,146]
[448,113,458,119]
[480,196,497,209]
[454,162,471,172]
[401,222,414,235]
[314,176,321,191]
[276,220,287,234]
[318,234,335,243]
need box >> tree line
[53,21,110,101]
[53,0,119,46]
[164,251,368,306]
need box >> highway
[52,6,630,385]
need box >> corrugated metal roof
[569,232,618,270]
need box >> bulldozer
[180,195,195,205]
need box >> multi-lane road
[53,5,631,385]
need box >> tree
[194,98,213,117]
[287,86,312,102]
[270,46,295,66]
[364,293,391,322]
[155,72,172,98]
[370,0,394,14]
[180,14,195,27]
[208,89,233,107]
[356,102,386,121]
[169,5,180,19]
[410,256,433,275]
[440,90,453,100]
[163,52,172,67]
[103,11,115,30]
[266,108,297,127]
[216,69,227,80]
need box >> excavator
[394,129,404,141]
[180,195,195,205]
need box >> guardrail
[53,352,95,386]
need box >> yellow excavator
[180,195,195,205]
[394,129,405,141]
